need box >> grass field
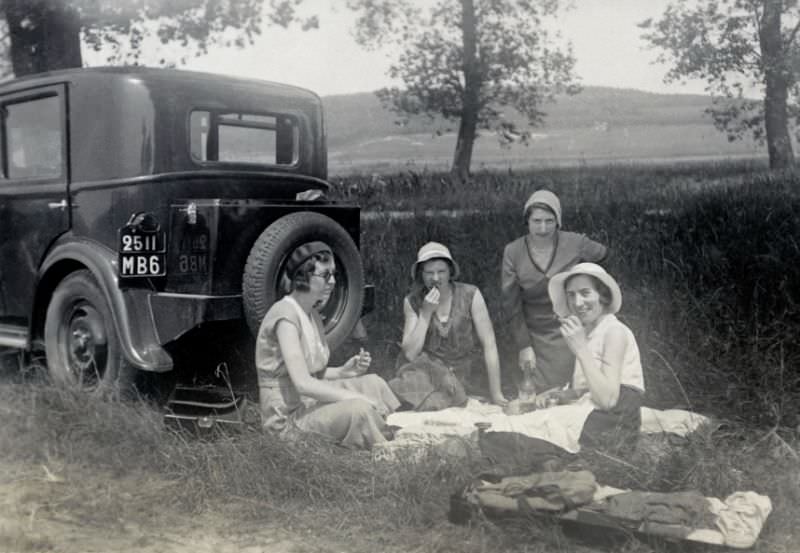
[323,86,768,175]
[329,124,764,175]
[2,160,800,552]
[344,163,800,428]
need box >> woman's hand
[559,315,588,354]
[420,286,440,318]
[490,392,509,406]
[532,387,561,409]
[339,348,371,378]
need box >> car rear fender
[36,236,173,372]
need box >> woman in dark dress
[501,190,607,394]
[398,242,507,406]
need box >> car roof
[0,66,321,101]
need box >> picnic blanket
[377,397,710,457]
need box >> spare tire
[242,211,364,351]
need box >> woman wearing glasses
[255,241,399,449]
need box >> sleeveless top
[406,282,479,366]
[571,314,645,393]
[255,295,330,414]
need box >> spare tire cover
[242,211,364,351]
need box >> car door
[0,84,69,345]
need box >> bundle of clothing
[453,468,772,549]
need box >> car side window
[190,110,299,167]
[3,95,63,179]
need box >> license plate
[177,253,208,274]
[119,227,166,277]
[175,227,210,275]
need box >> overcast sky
[88,0,709,97]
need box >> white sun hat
[548,262,622,319]
[410,241,460,279]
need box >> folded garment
[478,431,578,476]
[708,491,773,549]
[460,476,772,549]
[595,490,716,529]
[475,470,598,512]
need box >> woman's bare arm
[471,289,507,404]
[276,321,374,405]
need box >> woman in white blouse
[537,263,645,448]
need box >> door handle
[48,199,68,210]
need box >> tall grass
[1,377,798,552]
[342,163,800,428]
[3,160,800,552]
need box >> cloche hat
[523,189,562,228]
[285,241,332,277]
[410,242,460,279]
[548,262,622,318]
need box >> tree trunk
[4,0,83,77]
[759,0,794,169]
[451,0,481,181]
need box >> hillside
[321,87,762,174]
[322,86,715,147]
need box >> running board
[0,324,29,349]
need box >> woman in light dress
[256,241,399,450]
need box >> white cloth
[708,491,773,549]
[386,399,713,455]
[388,397,595,453]
[572,314,644,393]
[640,407,710,435]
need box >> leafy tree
[348,0,578,179]
[0,0,317,77]
[640,0,800,170]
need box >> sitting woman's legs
[295,398,388,449]
[328,373,400,416]
[579,386,643,450]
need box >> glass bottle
[518,366,537,401]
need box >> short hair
[565,273,613,308]
[291,251,334,292]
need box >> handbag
[388,352,468,411]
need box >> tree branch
[783,18,800,50]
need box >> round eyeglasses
[311,269,336,282]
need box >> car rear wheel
[242,211,364,351]
[44,270,135,394]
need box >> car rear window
[190,110,300,167]
[3,95,62,179]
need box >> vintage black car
[0,66,370,396]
